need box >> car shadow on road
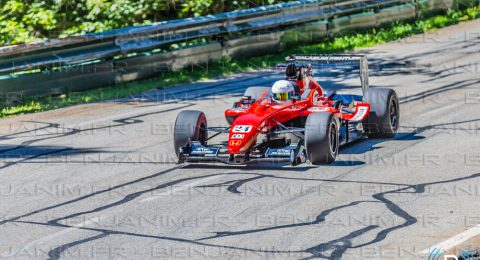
[182,163,317,171]
[340,131,425,155]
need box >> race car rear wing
[283,54,369,94]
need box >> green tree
[0,0,289,46]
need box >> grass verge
[1,6,479,118]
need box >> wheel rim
[389,97,398,129]
[329,123,338,154]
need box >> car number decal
[232,125,252,133]
[231,134,245,139]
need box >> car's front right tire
[174,110,208,158]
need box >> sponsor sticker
[351,106,368,121]
[268,149,291,156]
[191,147,217,155]
[231,134,245,139]
[229,140,242,146]
[308,107,328,112]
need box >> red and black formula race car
[173,55,399,165]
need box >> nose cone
[228,114,262,154]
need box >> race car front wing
[178,141,305,165]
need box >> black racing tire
[305,112,339,165]
[243,86,271,100]
[363,88,399,138]
[174,110,208,158]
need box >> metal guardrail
[0,0,467,101]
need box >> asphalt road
[1,20,480,260]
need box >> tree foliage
[0,0,287,45]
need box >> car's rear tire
[305,112,339,165]
[174,110,208,158]
[363,88,399,138]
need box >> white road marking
[420,224,480,254]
